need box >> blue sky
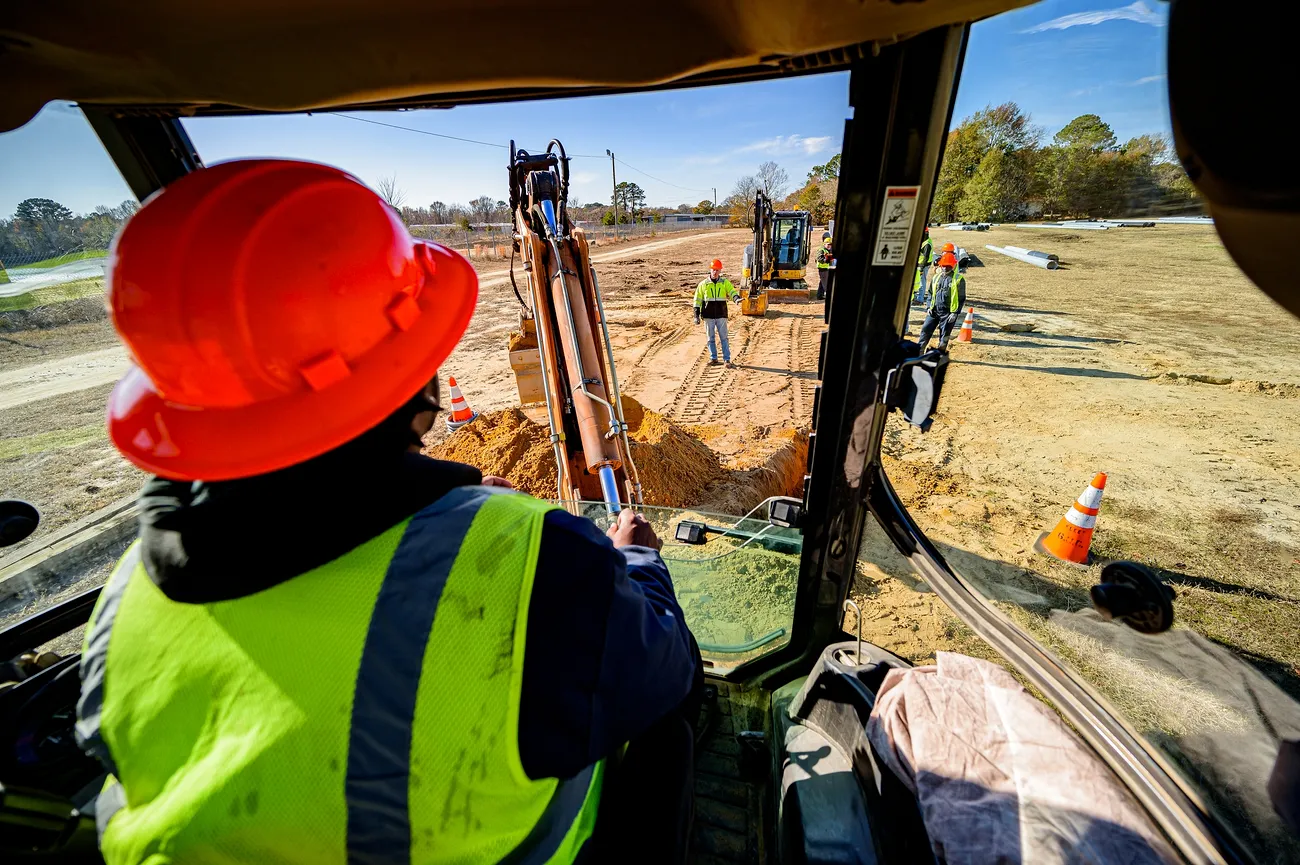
[0,1,1171,217]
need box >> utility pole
[606,149,619,238]
[713,188,717,208]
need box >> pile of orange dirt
[425,395,724,506]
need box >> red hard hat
[105,159,477,481]
[938,252,958,268]
[941,242,956,253]
[710,259,723,270]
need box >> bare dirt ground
[852,225,1300,702]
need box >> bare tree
[376,174,406,209]
[469,195,496,224]
[429,201,450,224]
[726,175,760,227]
[755,161,789,200]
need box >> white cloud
[1131,74,1166,85]
[1021,1,1163,34]
[735,134,833,157]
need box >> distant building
[662,213,731,227]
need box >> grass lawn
[0,277,106,313]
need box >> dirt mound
[1230,379,1300,399]
[693,427,809,515]
[426,394,724,506]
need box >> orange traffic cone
[445,376,479,432]
[956,307,975,343]
[1035,473,1107,564]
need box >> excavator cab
[742,193,814,315]
[3,1,1300,863]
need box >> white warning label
[872,185,920,266]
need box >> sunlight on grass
[0,424,106,460]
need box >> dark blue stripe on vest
[498,763,596,865]
[345,485,498,865]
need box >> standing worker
[694,258,741,367]
[914,227,933,305]
[816,232,834,300]
[76,160,703,864]
[916,251,967,351]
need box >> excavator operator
[74,159,703,864]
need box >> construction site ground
[4,224,1300,718]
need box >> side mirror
[1090,561,1176,634]
[0,500,40,548]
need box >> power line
[326,113,604,158]
[325,111,712,199]
[326,112,514,150]
[613,156,714,195]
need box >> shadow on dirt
[954,360,1151,380]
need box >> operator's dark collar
[139,448,481,603]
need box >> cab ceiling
[1,0,1034,132]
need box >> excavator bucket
[741,291,768,316]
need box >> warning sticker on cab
[872,186,920,266]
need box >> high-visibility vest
[78,486,602,865]
[918,237,932,266]
[816,245,833,269]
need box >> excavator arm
[505,140,642,512]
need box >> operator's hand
[606,508,662,551]
[731,295,741,304]
[482,475,515,489]
[693,310,701,325]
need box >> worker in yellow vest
[916,251,967,350]
[914,227,933,305]
[694,258,742,367]
[75,160,702,864]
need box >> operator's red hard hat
[937,252,958,268]
[105,159,477,481]
[710,259,723,270]
[941,242,956,253]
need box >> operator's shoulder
[540,508,614,551]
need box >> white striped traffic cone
[1035,473,1106,564]
[956,307,975,343]
[444,376,479,432]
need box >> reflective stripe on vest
[951,273,965,314]
[80,486,601,865]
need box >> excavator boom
[505,140,642,512]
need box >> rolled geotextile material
[986,244,1058,270]
[1003,245,1059,262]
[1015,222,1109,231]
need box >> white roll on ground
[1015,222,1110,231]
[1003,245,1059,262]
[986,244,1058,270]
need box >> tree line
[1,198,138,267]
[932,103,1200,222]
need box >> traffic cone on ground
[444,376,479,432]
[1035,473,1107,565]
[956,307,975,343]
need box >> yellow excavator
[740,191,814,316]
[504,140,642,512]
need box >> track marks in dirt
[788,314,822,425]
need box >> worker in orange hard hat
[916,250,967,351]
[693,257,741,367]
[77,160,703,864]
